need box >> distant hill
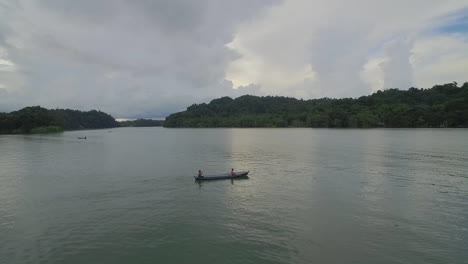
[164,82,468,128]
[119,119,164,127]
[0,106,119,134]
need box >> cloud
[362,34,468,92]
[0,0,467,117]
[411,34,468,88]
[0,0,275,117]
[380,38,414,89]
[226,0,468,97]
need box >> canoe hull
[194,171,249,181]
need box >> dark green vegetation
[165,82,468,128]
[0,106,118,134]
[119,119,164,127]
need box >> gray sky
[1,0,467,118]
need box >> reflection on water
[195,177,249,187]
[1,128,467,264]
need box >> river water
[1,128,467,263]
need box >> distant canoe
[194,171,249,181]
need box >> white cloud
[0,59,16,72]
[380,38,414,89]
[226,0,468,98]
[361,57,386,93]
[411,34,468,87]
[362,33,468,92]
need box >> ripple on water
[1,128,468,264]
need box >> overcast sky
[1,0,467,118]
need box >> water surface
[1,128,467,263]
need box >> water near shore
[1,128,467,263]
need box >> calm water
[1,128,467,263]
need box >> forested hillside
[165,82,468,128]
[0,106,119,134]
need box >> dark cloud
[0,0,276,117]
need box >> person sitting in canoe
[198,170,204,178]
[231,168,236,176]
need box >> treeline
[119,119,164,127]
[164,82,468,128]
[0,106,119,134]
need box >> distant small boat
[77,137,87,139]
[194,171,249,181]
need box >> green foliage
[119,119,164,127]
[30,126,63,134]
[0,106,118,134]
[165,82,468,128]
